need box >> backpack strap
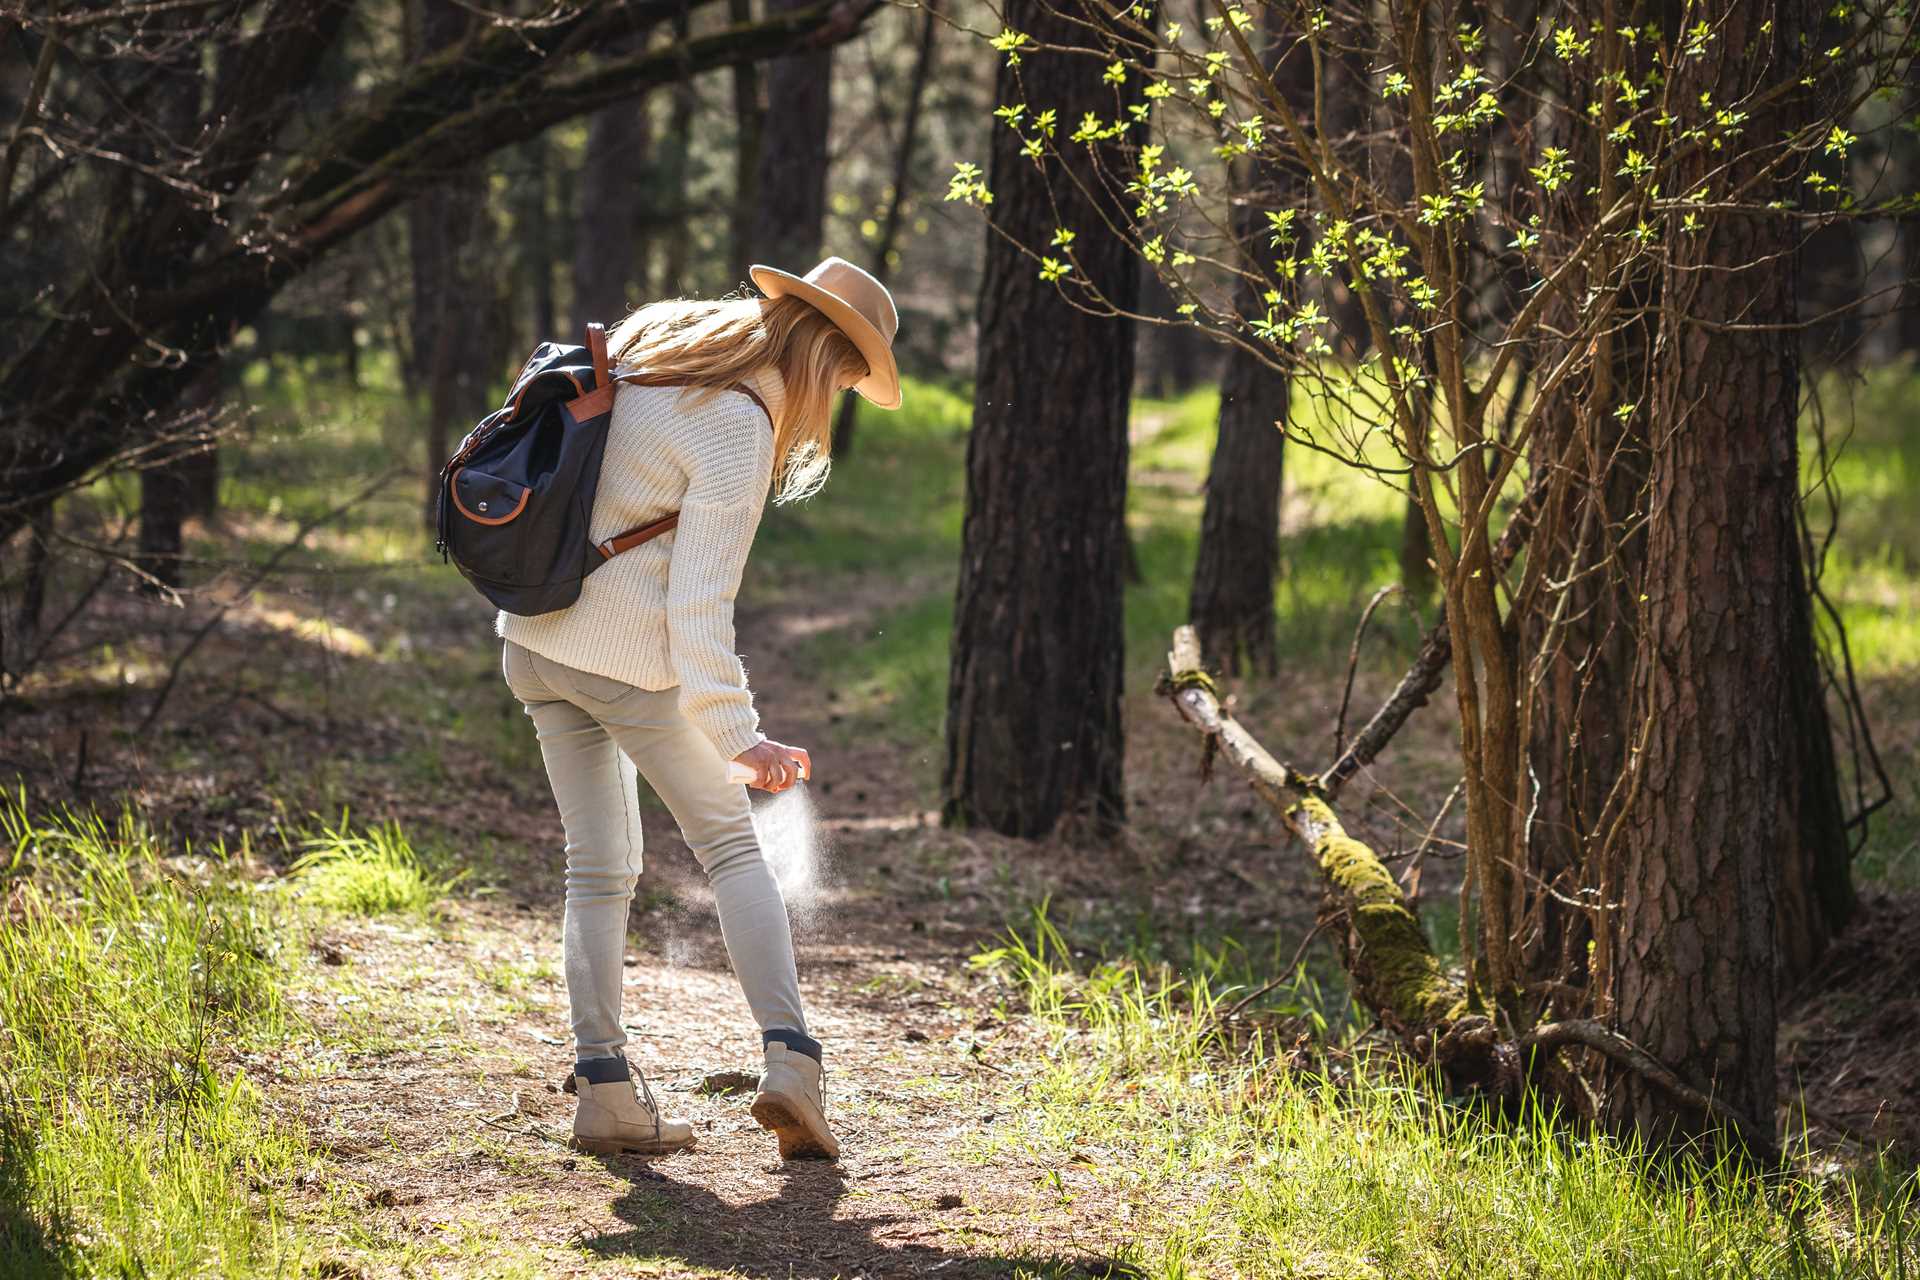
[587,321,612,387]
[594,511,678,561]
[585,362,776,565]
[567,322,775,432]
[611,371,773,430]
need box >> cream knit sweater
[496,364,784,761]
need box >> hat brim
[749,265,903,410]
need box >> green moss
[1294,794,1461,1030]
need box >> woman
[497,258,901,1161]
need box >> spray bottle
[726,758,811,786]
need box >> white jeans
[502,639,809,1059]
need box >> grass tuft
[975,903,1920,1280]
[294,815,457,915]
[0,788,310,1279]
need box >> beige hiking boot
[751,1042,840,1160]
[570,1061,695,1156]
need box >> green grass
[975,904,1920,1280]
[294,814,457,915]
[800,377,1425,757]
[0,789,499,1277]
[0,790,311,1279]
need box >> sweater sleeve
[665,394,777,761]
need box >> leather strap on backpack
[587,321,612,386]
[577,321,775,565]
[594,511,678,561]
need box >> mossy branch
[1161,626,1463,1040]
[1159,623,1775,1154]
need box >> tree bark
[1189,322,1286,676]
[519,136,558,341]
[137,461,190,596]
[727,0,764,285]
[748,0,832,271]
[658,3,699,293]
[1520,19,1654,1017]
[1607,0,1840,1147]
[573,71,652,333]
[1135,264,1210,397]
[832,0,939,457]
[14,503,54,654]
[942,0,1141,836]
[407,0,487,525]
[1187,16,1301,677]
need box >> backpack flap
[443,460,550,605]
[449,467,529,526]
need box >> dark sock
[573,1055,630,1084]
[763,1029,823,1063]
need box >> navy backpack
[435,322,770,616]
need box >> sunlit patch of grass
[0,789,312,1279]
[976,902,1920,1280]
[758,373,973,580]
[805,376,1428,766]
[294,816,458,916]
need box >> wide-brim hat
[749,257,902,410]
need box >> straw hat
[750,257,902,410]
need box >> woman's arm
[664,393,778,761]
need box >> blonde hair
[605,293,868,502]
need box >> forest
[2,0,1918,1276]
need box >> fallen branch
[1158,623,1778,1156]
[1161,626,1462,1041]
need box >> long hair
[605,294,868,502]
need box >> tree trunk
[726,0,764,285]
[942,0,1141,837]
[1520,23,1654,1017]
[1879,49,1920,360]
[137,459,190,595]
[658,4,699,293]
[1317,15,1371,359]
[1188,16,1299,677]
[573,72,651,334]
[520,136,558,341]
[1135,264,1210,398]
[15,503,54,653]
[833,0,939,457]
[1189,324,1285,676]
[408,0,487,524]
[1779,607,1855,981]
[1606,0,1841,1147]
[1398,496,1434,600]
[748,0,832,271]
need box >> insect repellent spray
[727,757,825,918]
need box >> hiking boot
[750,1042,840,1160]
[570,1059,695,1156]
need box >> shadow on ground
[580,1155,1140,1279]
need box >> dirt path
[279,890,1132,1279]
[245,585,1251,1279]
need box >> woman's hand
[733,740,812,794]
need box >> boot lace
[634,1069,663,1141]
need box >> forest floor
[3,366,1918,1277]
